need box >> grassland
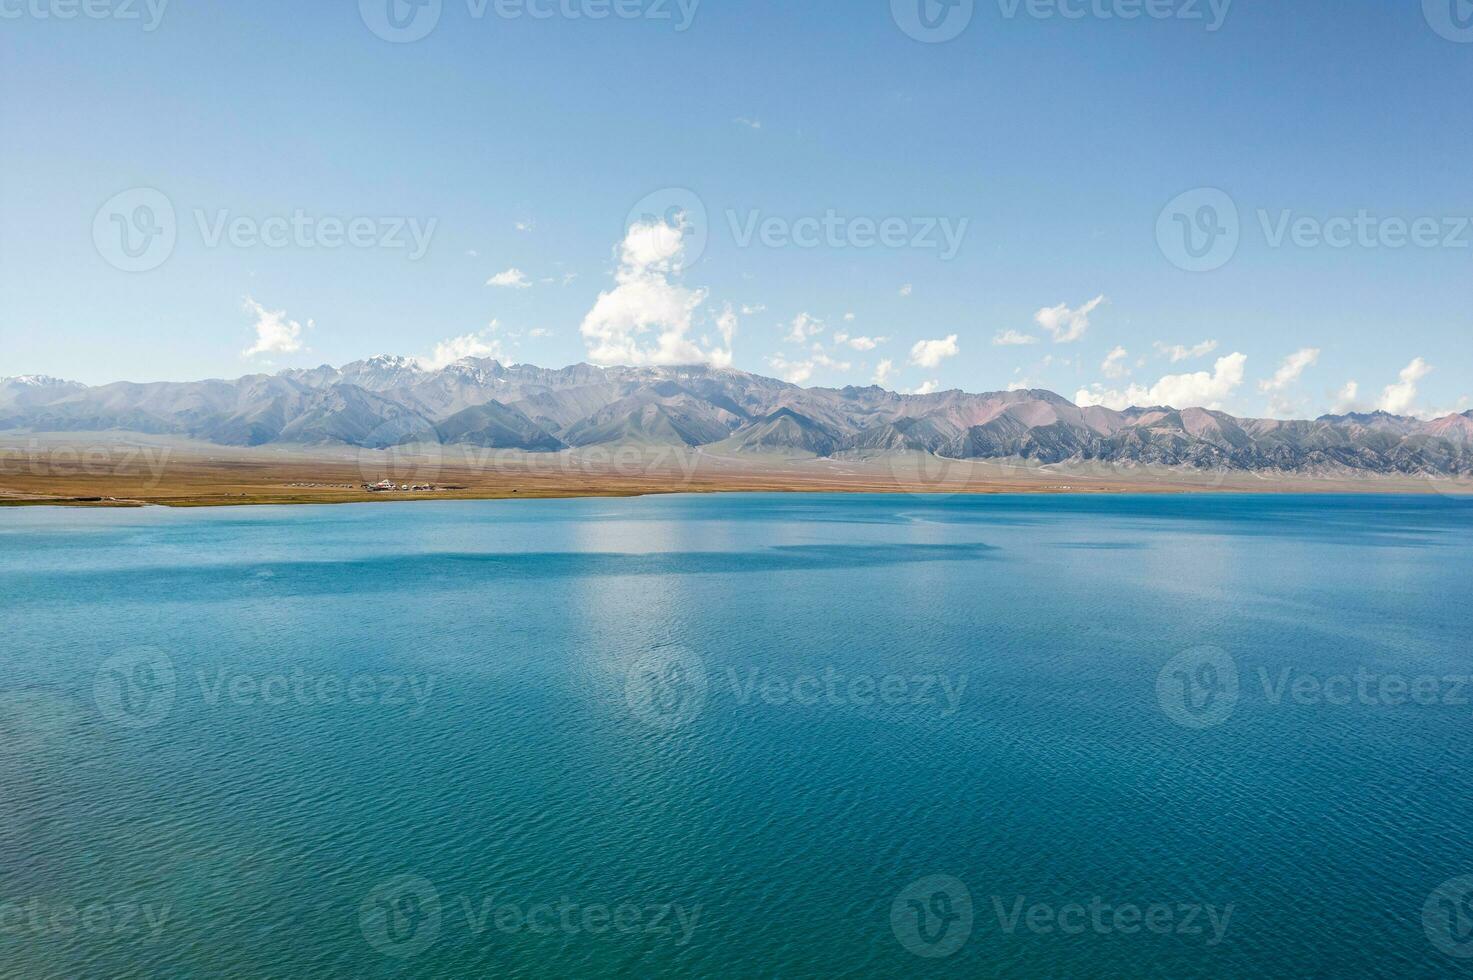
[0,434,1463,507]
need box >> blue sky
[2,0,1471,418]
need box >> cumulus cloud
[733,117,762,130]
[785,312,824,345]
[514,221,534,233]
[418,331,505,370]
[1075,352,1248,411]
[833,331,886,351]
[487,268,531,288]
[910,334,959,369]
[1101,346,1129,379]
[528,327,554,338]
[1331,381,1360,414]
[1259,348,1320,392]
[242,297,308,358]
[993,329,1038,347]
[899,284,913,297]
[767,354,814,385]
[579,215,733,367]
[1035,295,1105,344]
[1154,339,1219,363]
[766,343,850,385]
[1377,358,1431,416]
[873,359,896,386]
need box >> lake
[2,493,1471,977]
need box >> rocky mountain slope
[4,359,1472,476]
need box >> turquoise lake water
[2,493,1472,977]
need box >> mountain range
[4,358,1472,477]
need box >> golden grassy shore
[0,435,1464,507]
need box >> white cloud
[242,297,308,358]
[515,221,534,232]
[1258,348,1321,415]
[899,284,913,297]
[528,327,554,338]
[487,268,531,288]
[1331,381,1360,414]
[711,306,738,369]
[910,334,959,369]
[579,214,731,367]
[418,331,505,370]
[833,332,886,351]
[992,329,1038,347]
[785,312,824,345]
[1260,348,1320,392]
[1154,339,1219,363]
[873,359,896,386]
[1034,295,1105,344]
[766,341,850,385]
[843,312,855,322]
[1075,352,1247,411]
[908,380,940,395]
[741,303,766,315]
[734,117,762,130]
[1101,346,1129,379]
[767,354,813,385]
[1377,357,1432,416]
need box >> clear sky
[2,0,1471,418]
